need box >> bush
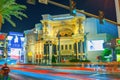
[69,59,91,62]
[69,59,79,62]
[52,55,56,63]
[80,60,91,62]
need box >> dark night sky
[1,0,116,33]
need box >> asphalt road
[10,73,42,80]
[1,65,120,80]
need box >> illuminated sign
[52,16,74,20]
[8,32,25,61]
[7,36,13,40]
[9,32,23,36]
[87,40,104,51]
[0,50,3,55]
[10,35,21,48]
[0,34,5,40]
[10,48,21,59]
[0,41,4,47]
[8,32,24,48]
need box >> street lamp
[57,31,61,63]
[69,0,76,16]
[98,10,104,24]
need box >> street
[4,65,120,80]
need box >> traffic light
[116,38,120,45]
[98,10,104,24]
[27,0,36,5]
[69,0,76,16]
[39,0,48,4]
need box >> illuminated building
[25,13,85,64]
[24,13,118,64]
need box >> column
[76,42,79,59]
[79,40,84,60]
[49,44,52,64]
[47,45,49,64]
[74,42,77,59]
[31,45,35,64]
[57,44,61,62]
[44,44,47,64]
[52,44,57,63]
[78,41,81,53]
[80,40,83,53]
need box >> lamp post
[46,44,48,64]
[58,31,61,63]
[46,40,52,64]
[44,44,47,64]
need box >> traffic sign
[116,38,120,45]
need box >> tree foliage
[101,48,111,61]
[102,48,111,56]
[0,0,27,28]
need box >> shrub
[69,59,79,62]
[69,59,91,62]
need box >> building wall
[83,18,97,34]
[83,17,118,62]
[84,18,118,37]
[24,30,36,64]
[96,19,118,37]
[86,34,107,62]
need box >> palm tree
[0,0,27,30]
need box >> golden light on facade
[25,14,86,64]
[28,52,32,56]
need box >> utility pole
[58,31,61,63]
[115,0,120,37]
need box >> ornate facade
[25,14,86,64]
[24,13,119,63]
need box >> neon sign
[8,32,24,48]
[0,34,5,40]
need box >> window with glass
[65,45,68,50]
[69,44,72,49]
[61,45,63,50]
